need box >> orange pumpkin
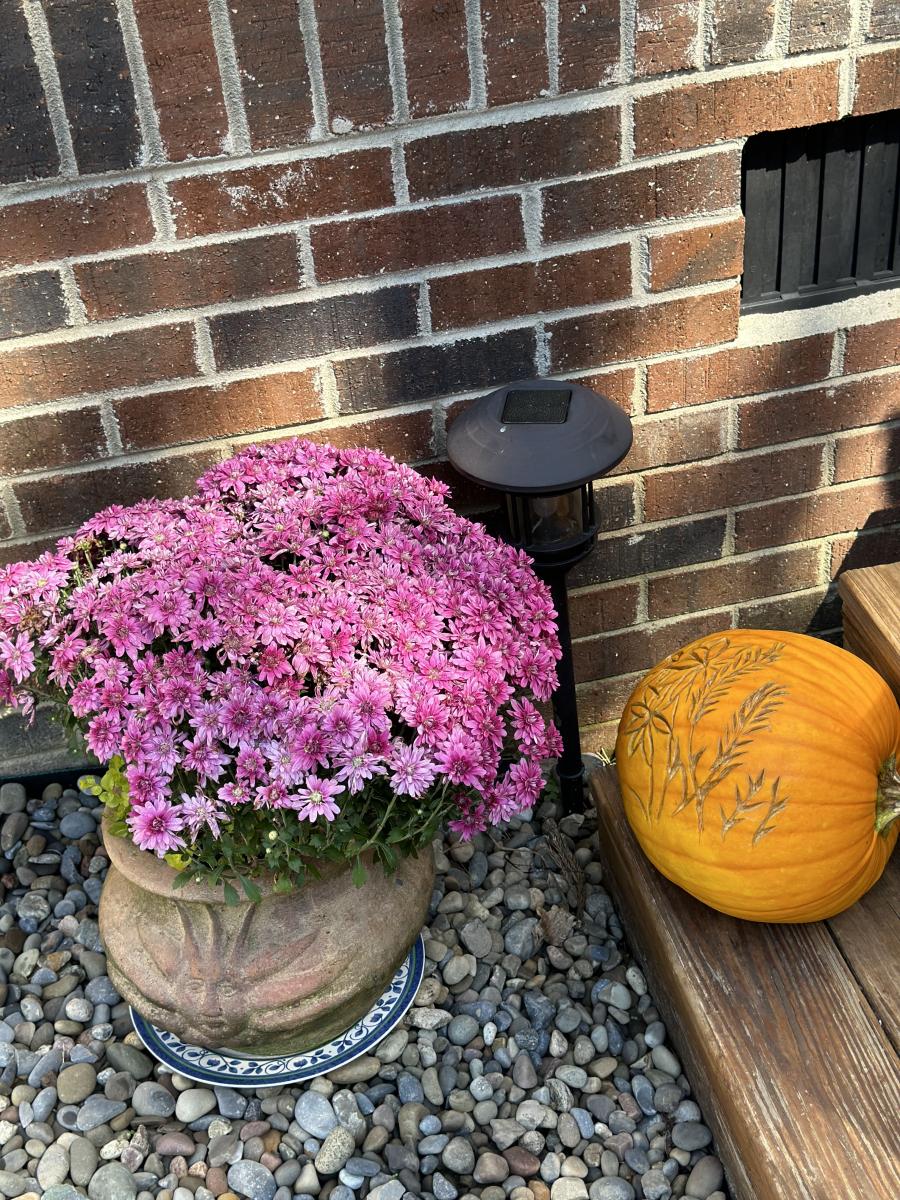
[614,629,900,923]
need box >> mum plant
[0,439,563,901]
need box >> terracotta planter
[99,816,435,1056]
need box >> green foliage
[80,757,130,837]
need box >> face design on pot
[111,894,329,1049]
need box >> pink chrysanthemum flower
[295,775,344,823]
[128,799,185,855]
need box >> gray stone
[314,1126,355,1174]
[472,1152,509,1184]
[0,783,26,814]
[640,1170,672,1200]
[69,1135,99,1186]
[504,918,537,960]
[294,1092,338,1140]
[672,1122,713,1152]
[551,1182,588,1200]
[227,1160,277,1200]
[589,1181,635,1200]
[76,1094,126,1132]
[104,1043,153,1079]
[432,1171,459,1200]
[37,1142,70,1188]
[685,1156,725,1199]
[60,811,97,839]
[441,1135,475,1174]
[88,1163,138,1200]
[368,1182,404,1200]
[132,1081,176,1118]
[446,1015,479,1046]
[175,1087,217,1123]
[460,919,492,958]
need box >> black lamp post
[447,378,633,813]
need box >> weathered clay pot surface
[99,815,434,1056]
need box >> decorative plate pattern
[130,934,425,1088]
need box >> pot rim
[100,811,349,904]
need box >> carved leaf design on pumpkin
[625,636,790,841]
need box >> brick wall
[0,1,898,765]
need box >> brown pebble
[530,1185,550,1200]
[169,1154,188,1177]
[504,1146,541,1176]
[261,1130,280,1153]
[188,1161,207,1177]
[239,1120,269,1140]
[155,1133,196,1157]
[259,1151,281,1171]
[204,1166,228,1196]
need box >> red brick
[737,585,837,633]
[429,245,631,332]
[734,478,900,554]
[634,62,840,156]
[832,525,900,575]
[854,47,900,115]
[869,0,900,39]
[710,0,775,65]
[133,0,227,160]
[557,0,620,92]
[635,0,699,77]
[844,317,900,374]
[168,150,394,238]
[44,0,141,173]
[648,217,744,292]
[0,186,154,272]
[611,407,726,475]
[646,334,834,411]
[789,0,853,52]
[334,328,536,413]
[228,1,315,149]
[570,581,642,639]
[568,368,637,413]
[542,150,740,243]
[549,288,741,373]
[481,0,548,105]
[311,196,524,282]
[0,535,64,567]
[570,513,727,588]
[0,1,58,184]
[114,370,323,450]
[591,478,638,532]
[400,0,470,118]
[75,234,300,321]
[0,407,108,477]
[576,671,643,731]
[0,325,198,410]
[406,108,620,201]
[644,442,825,521]
[738,373,900,449]
[0,272,67,340]
[833,424,900,483]
[648,546,821,620]
[314,0,393,129]
[14,450,220,535]
[574,611,731,682]
[298,409,435,463]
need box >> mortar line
[431,401,448,457]
[830,328,847,376]
[694,0,715,69]
[521,188,544,251]
[57,263,88,326]
[545,0,560,96]
[391,143,411,205]
[297,225,317,287]
[193,317,217,376]
[465,0,487,108]
[383,0,410,124]
[620,0,637,83]
[208,0,252,155]
[535,323,551,374]
[297,0,332,137]
[416,281,433,335]
[316,362,340,417]
[620,96,635,164]
[99,400,125,456]
[21,0,78,177]
[771,0,793,57]
[146,180,177,241]
[1,488,26,538]
[116,0,165,165]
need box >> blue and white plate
[130,933,425,1088]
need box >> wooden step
[838,560,900,700]
[590,765,900,1200]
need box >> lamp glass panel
[525,488,585,547]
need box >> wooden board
[839,561,900,699]
[590,766,900,1200]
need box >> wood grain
[591,766,900,1200]
[839,561,900,700]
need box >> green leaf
[351,858,366,888]
[238,875,262,903]
[273,875,293,894]
[223,883,239,906]
[171,871,191,890]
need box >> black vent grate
[741,110,900,313]
[501,388,572,423]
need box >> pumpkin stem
[875,755,900,835]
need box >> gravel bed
[0,776,731,1200]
